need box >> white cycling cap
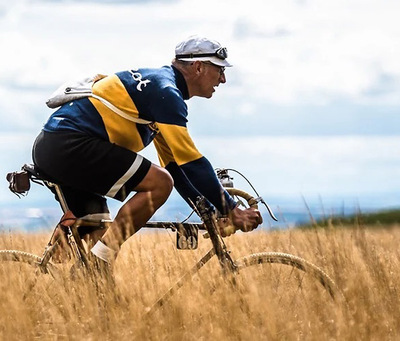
[175,35,232,67]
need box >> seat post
[51,183,70,214]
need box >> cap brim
[177,56,232,67]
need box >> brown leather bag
[6,170,30,197]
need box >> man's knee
[157,167,174,194]
[136,165,174,194]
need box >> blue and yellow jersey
[43,66,235,212]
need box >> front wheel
[234,251,344,303]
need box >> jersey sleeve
[154,125,236,214]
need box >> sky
[0,0,400,226]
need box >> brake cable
[180,168,278,223]
[216,168,278,222]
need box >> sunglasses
[202,61,225,75]
[176,47,228,60]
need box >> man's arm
[154,132,234,213]
[179,156,236,214]
[154,129,262,231]
[164,161,213,208]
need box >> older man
[32,35,262,266]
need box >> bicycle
[1,164,344,313]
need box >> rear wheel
[0,250,60,300]
[0,250,53,271]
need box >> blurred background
[0,0,399,231]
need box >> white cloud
[195,135,400,197]
[224,0,400,104]
[1,0,400,106]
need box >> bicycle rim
[233,252,344,310]
[0,249,57,271]
[236,252,339,298]
[0,250,60,299]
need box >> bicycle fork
[196,197,238,275]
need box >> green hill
[302,208,400,228]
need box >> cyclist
[32,35,262,267]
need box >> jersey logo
[129,69,151,92]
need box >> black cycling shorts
[32,130,152,218]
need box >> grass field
[0,224,399,340]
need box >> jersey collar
[172,66,189,100]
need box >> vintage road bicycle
[1,164,344,311]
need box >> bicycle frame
[19,165,246,309]
[41,197,235,274]
[19,166,231,278]
[147,198,241,311]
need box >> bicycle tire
[0,249,59,277]
[0,249,63,302]
[234,252,343,301]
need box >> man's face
[196,62,226,98]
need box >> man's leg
[32,130,170,263]
[96,164,173,257]
[56,186,111,248]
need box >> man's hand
[217,217,236,237]
[216,207,263,237]
[230,206,263,232]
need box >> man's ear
[193,60,204,74]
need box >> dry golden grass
[0,224,400,340]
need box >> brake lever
[253,196,278,222]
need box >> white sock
[91,241,116,263]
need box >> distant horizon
[1,187,398,232]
